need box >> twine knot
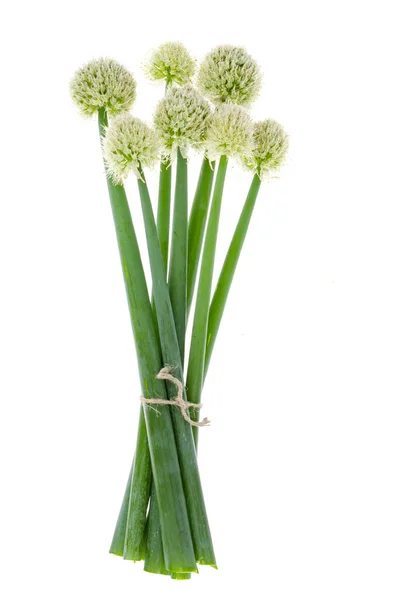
[141,366,210,428]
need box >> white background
[1,1,396,598]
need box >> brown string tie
[141,366,210,428]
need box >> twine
[141,366,210,428]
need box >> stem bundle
[137,168,216,566]
[71,47,289,582]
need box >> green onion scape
[70,43,289,581]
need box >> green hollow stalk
[151,159,172,355]
[98,110,150,562]
[186,156,228,446]
[204,174,262,378]
[109,434,150,561]
[137,167,217,568]
[168,148,188,363]
[122,412,150,560]
[157,159,172,272]
[109,456,135,556]
[187,157,215,318]
[98,109,197,573]
[145,157,173,577]
[144,487,168,575]
[145,155,176,577]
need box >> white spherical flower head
[244,120,289,180]
[153,84,212,158]
[103,115,160,182]
[144,42,196,86]
[70,58,136,117]
[206,104,254,161]
[197,45,262,106]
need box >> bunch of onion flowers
[188,45,289,438]
[70,42,289,580]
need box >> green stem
[137,168,217,568]
[122,412,151,560]
[204,175,261,378]
[152,159,172,339]
[145,160,171,575]
[99,109,197,573]
[109,457,134,556]
[98,110,150,561]
[187,157,215,318]
[169,148,188,363]
[105,181,151,560]
[144,487,168,575]
[186,156,228,446]
[157,159,172,273]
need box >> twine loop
[141,366,210,428]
